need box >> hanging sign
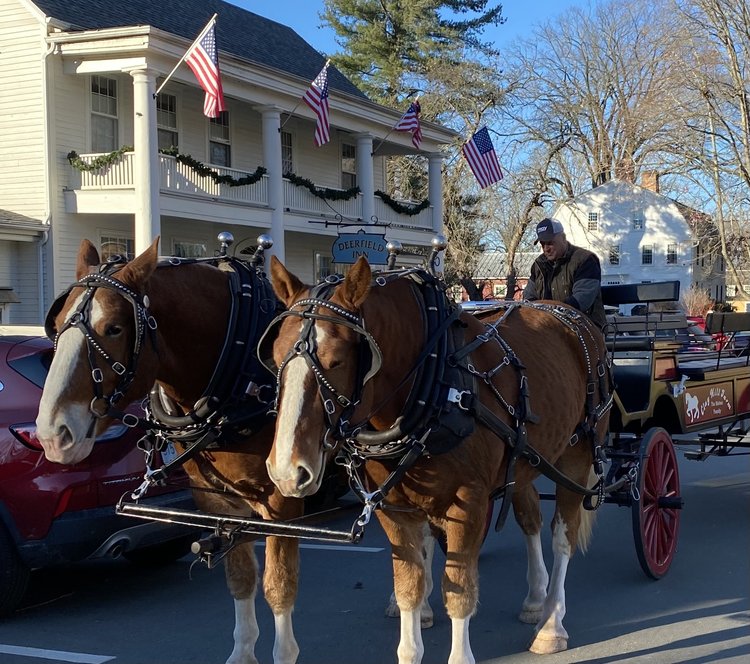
[331,229,389,265]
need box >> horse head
[263,255,379,498]
[36,237,160,464]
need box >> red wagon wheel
[631,427,682,579]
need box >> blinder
[44,288,73,340]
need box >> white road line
[0,644,114,663]
[255,541,384,553]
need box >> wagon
[599,281,750,578]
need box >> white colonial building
[552,175,725,310]
[0,0,455,324]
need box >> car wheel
[0,523,30,616]
[122,534,195,566]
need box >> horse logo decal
[685,391,700,423]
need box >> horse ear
[270,255,307,306]
[75,239,101,279]
[118,236,160,289]
[339,256,371,310]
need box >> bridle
[259,276,382,449]
[45,259,157,432]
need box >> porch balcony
[65,152,434,231]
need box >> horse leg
[529,451,594,655]
[385,521,435,628]
[377,513,428,664]
[224,541,262,664]
[441,492,486,664]
[512,483,548,625]
[263,535,300,664]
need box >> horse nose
[266,458,316,497]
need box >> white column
[130,68,160,254]
[259,106,285,261]
[428,153,444,234]
[355,133,374,224]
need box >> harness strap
[472,400,601,499]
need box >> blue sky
[230,1,588,55]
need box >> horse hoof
[421,613,434,629]
[528,636,568,654]
[385,603,400,619]
[518,609,542,624]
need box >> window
[100,234,133,261]
[173,240,208,258]
[727,285,736,297]
[156,93,178,149]
[642,244,653,265]
[609,245,620,265]
[493,284,504,298]
[281,131,293,174]
[666,243,678,264]
[632,217,644,231]
[587,212,599,231]
[315,252,333,281]
[91,75,118,152]
[341,143,357,188]
[209,111,231,166]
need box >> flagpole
[372,96,419,155]
[154,14,218,98]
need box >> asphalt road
[0,443,748,664]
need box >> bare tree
[500,0,685,192]
[672,0,750,299]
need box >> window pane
[100,235,133,261]
[609,245,620,265]
[173,241,208,258]
[281,131,293,174]
[209,111,230,140]
[210,142,230,166]
[158,128,178,150]
[342,143,356,187]
[92,115,117,152]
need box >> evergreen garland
[67,146,266,187]
[160,147,266,186]
[66,150,427,214]
[67,146,134,172]
[375,190,430,216]
[283,172,361,200]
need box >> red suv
[0,327,196,615]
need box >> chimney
[642,170,660,193]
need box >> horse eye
[105,324,122,337]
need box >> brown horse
[36,238,304,664]
[262,256,611,664]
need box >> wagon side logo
[684,384,734,425]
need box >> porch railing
[70,152,433,229]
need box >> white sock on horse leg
[272,610,299,664]
[227,595,259,664]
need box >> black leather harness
[261,267,614,528]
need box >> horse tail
[577,467,599,554]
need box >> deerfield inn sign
[331,229,389,264]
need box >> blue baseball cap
[534,218,564,244]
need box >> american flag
[185,20,226,118]
[395,100,422,149]
[303,64,330,147]
[462,127,503,189]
